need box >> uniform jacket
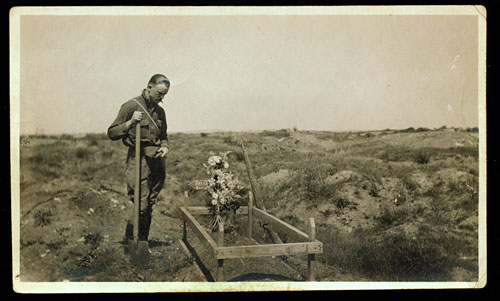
[107,90,169,148]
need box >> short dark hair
[148,74,170,87]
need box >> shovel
[128,121,150,265]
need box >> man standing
[108,74,170,245]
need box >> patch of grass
[100,149,114,160]
[33,209,53,227]
[320,209,334,218]
[297,170,342,201]
[361,181,379,197]
[222,135,233,144]
[59,134,75,140]
[260,129,290,139]
[84,232,103,248]
[376,203,411,228]
[318,224,467,281]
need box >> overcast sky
[19,14,478,135]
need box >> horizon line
[19,125,478,137]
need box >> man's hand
[126,111,143,129]
[131,111,143,124]
[155,146,169,158]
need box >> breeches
[125,148,165,240]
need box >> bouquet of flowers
[204,153,241,231]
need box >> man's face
[148,83,169,104]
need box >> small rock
[54,197,61,203]
[40,253,46,258]
[77,237,85,243]
[120,205,125,210]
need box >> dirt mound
[325,170,361,185]
[259,169,294,186]
[435,168,470,183]
[288,132,338,150]
[380,131,478,149]
[410,172,434,195]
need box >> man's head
[146,74,170,104]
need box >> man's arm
[154,108,169,157]
[107,101,141,141]
[159,109,168,148]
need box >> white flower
[223,162,229,169]
[211,199,218,205]
[211,193,219,199]
[208,156,222,166]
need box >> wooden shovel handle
[133,122,141,241]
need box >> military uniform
[108,89,168,241]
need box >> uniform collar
[141,89,155,109]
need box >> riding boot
[139,210,152,241]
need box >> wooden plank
[252,207,310,242]
[214,241,323,259]
[179,207,217,252]
[182,220,187,241]
[187,206,248,215]
[309,218,316,241]
[178,239,208,282]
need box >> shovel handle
[133,122,141,241]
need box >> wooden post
[216,220,225,282]
[307,217,316,281]
[248,191,253,240]
[240,141,283,244]
[182,219,187,242]
[218,220,224,247]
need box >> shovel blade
[126,239,136,255]
[128,240,150,265]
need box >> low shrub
[414,150,431,164]
[415,127,431,132]
[230,150,245,162]
[33,209,53,227]
[75,147,91,160]
[376,203,411,228]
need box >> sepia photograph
[10,6,486,292]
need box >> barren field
[17,127,479,282]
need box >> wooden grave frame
[180,192,323,282]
